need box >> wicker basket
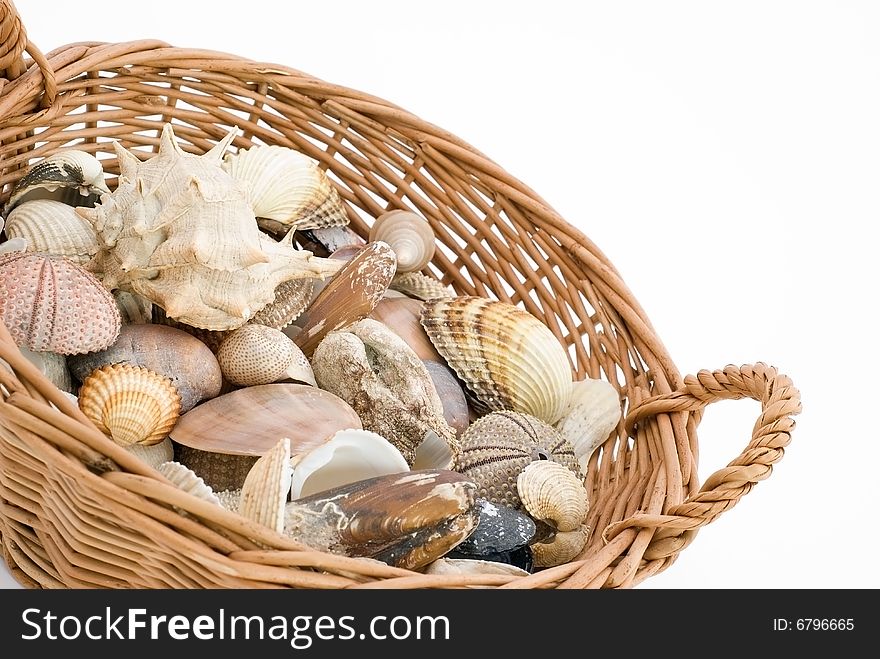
[0,0,801,589]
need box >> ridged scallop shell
[217,324,315,387]
[454,411,580,510]
[389,271,454,300]
[0,252,121,355]
[4,150,110,214]
[289,428,409,499]
[4,200,100,264]
[369,210,435,273]
[421,296,573,424]
[157,460,221,506]
[532,525,589,568]
[555,378,622,472]
[78,124,342,331]
[78,363,181,446]
[249,277,315,330]
[239,437,293,534]
[222,144,349,234]
[516,460,588,532]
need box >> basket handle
[0,0,57,106]
[610,363,802,560]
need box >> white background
[2,0,877,589]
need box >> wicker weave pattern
[0,0,801,588]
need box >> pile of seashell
[0,124,624,576]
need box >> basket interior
[0,42,701,588]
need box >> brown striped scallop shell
[453,411,580,510]
[78,364,181,446]
[420,296,573,425]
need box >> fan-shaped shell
[0,252,121,355]
[369,210,435,273]
[4,150,110,214]
[454,411,580,510]
[420,296,573,424]
[157,460,221,506]
[222,144,349,233]
[555,377,622,472]
[4,200,100,264]
[217,324,315,387]
[239,437,293,534]
[389,271,454,300]
[516,460,588,532]
[78,363,181,446]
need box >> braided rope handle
[0,0,57,106]
[611,363,802,560]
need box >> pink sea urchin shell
[0,252,121,355]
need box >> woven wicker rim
[0,0,801,589]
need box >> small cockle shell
[68,323,222,413]
[0,252,121,355]
[516,460,589,533]
[157,460,221,507]
[4,200,100,264]
[454,411,580,510]
[421,296,573,425]
[217,324,315,387]
[389,271,455,301]
[293,240,397,356]
[4,150,110,214]
[239,437,293,534]
[78,363,181,446]
[284,470,478,570]
[369,210,435,273]
[555,377,623,472]
[289,428,409,499]
[531,525,589,568]
[222,144,349,234]
[312,318,458,466]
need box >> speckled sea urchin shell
[78,363,181,446]
[420,296,573,425]
[453,411,580,510]
[0,252,121,355]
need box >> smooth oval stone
[68,323,222,412]
[452,499,536,555]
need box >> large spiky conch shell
[77,124,343,331]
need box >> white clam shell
[5,199,100,264]
[157,460,221,506]
[4,150,110,213]
[423,558,529,578]
[289,428,410,500]
[555,378,622,472]
[125,437,174,470]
